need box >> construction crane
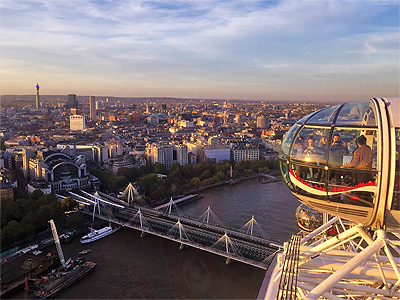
[49,219,69,270]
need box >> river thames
[12,179,300,299]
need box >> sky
[0,0,399,101]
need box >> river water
[12,179,300,299]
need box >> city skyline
[1,0,399,101]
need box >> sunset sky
[1,0,399,101]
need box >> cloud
[364,42,377,54]
[0,0,399,99]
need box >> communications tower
[35,82,40,109]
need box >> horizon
[1,0,399,101]
[0,93,346,103]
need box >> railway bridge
[65,190,281,270]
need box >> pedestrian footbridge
[65,190,281,270]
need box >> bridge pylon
[167,219,192,248]
[92,192,101,220]
[199,206,222,225]
[164,197,186,217]
[127,208,152,236]
[240,215,269,239]
[211,231,242,261]
[120,183,145,205]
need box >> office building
[89,96,96,120]
[95,100,102,110]
[70,115,86,131]
[257,116,269,129]
[67,94,78,109]
[231,143,259,162]
[173,144,188,166]
[146,143,188,168]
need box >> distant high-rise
[35,83,40,109]
[67,94,78,109]
[256,116,269,129]
[95,101,102,110]
[89,96,96,120]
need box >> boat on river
[32,260,96,298]
[78,249,91,255]
[80,226,120,244]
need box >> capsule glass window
[335,100,377,126]
[328,128,378,170]
[290,126,331,165]
[280,124,299,159]
[306,104,341,124]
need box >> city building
[256,116,269,129]
[25,148,99,194]
[173,144,188,166]
[0,169,17,200]
[112,160,134,175]
[67,94,78,109]
[0,151,13,169]
[145,143,188,168]
[70,115,86,131]
[231,143,259,162]
[95,100,102,110]
[89,96,96,120]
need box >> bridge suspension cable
[199,206,222,225]
[71,190,280,270]
[240,215,270,240]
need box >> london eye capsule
[279,98,399,231]
[295,204,323,232]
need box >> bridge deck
[71,191,280,270]
[153,194,198,210]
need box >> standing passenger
[341,135,373,171]
[318,136,329,152]
[330,134,349,167]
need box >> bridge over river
[66,190,281,270]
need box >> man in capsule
[340,135,373,183]
[329,133,349,184]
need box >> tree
[138,173,162,196]
[243,169,255,176]
[1,198,21,227]
[154,163,168,175]
[2,220,24,246]
[190,177,201,187]
[193,161,210,177]
[66,213,84,230]
[181,164,194,179]
[14,187,28,200]
[199,170,211,181]
[31,190,44,200]
[150,185,169,201]
[62,197,77,211]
